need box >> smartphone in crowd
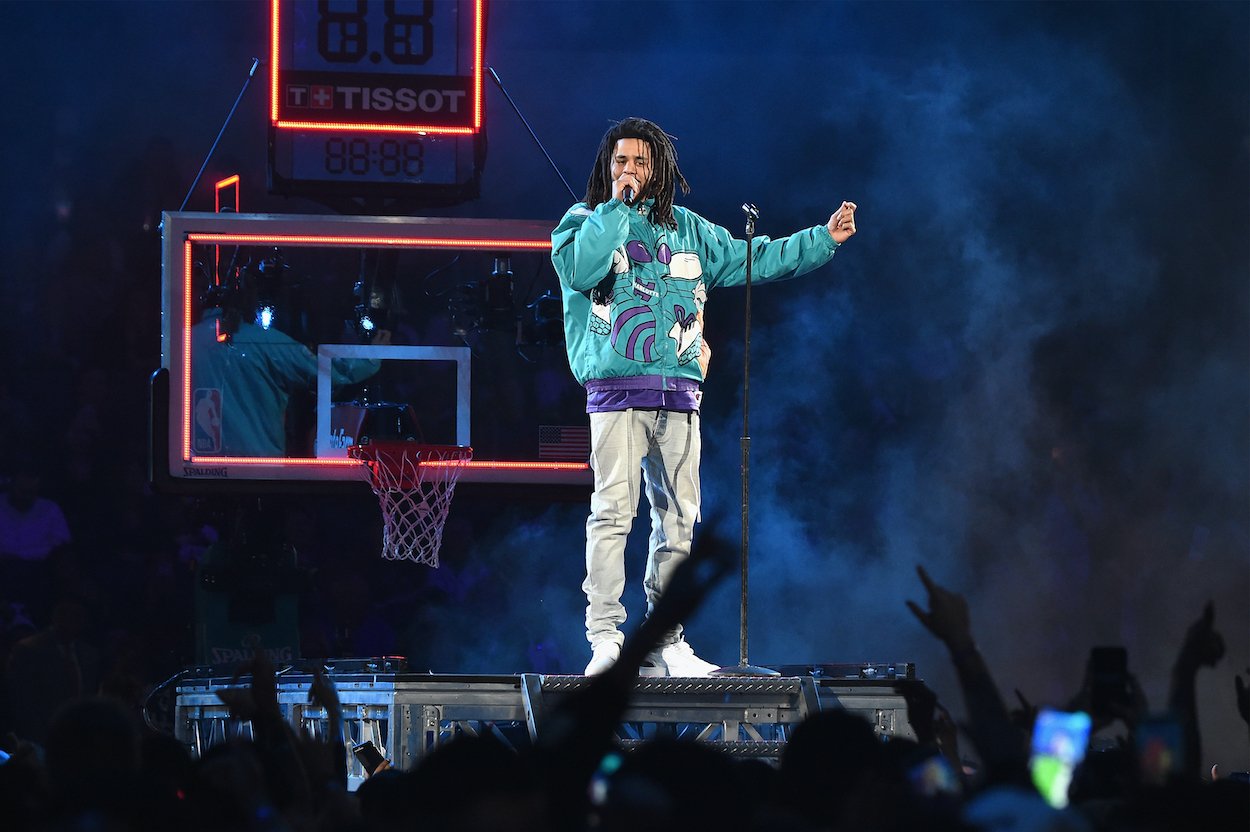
[1134,715,1184,786]
[907,749,962,799]
[1030,708,1092,809]
[352,740,390,777]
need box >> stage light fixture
[526,290,564,347]
[446,255,521,338]
[353,278,387,341]
[251,249,288,333]
[484,256,515,330]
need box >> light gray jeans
[584,408,701,649]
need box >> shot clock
[268,0,486,200]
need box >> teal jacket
[551,197,839,387]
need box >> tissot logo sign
[280,72,471,125]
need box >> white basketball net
[350,444,471,567]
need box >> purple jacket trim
[585,375,702,413]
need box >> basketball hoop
[349,442,472,567]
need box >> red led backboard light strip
[471,0,484,130]
[214,175,240,213]
[275,121,477,136]
[187,233,550,250]
[270,0,485,135]
[178,457,585,473]
[183,241,193,460]
[183,455,358,467]
[178,228,584,476]
[212,175,240,287]
[462,461,587,471]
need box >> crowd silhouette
[0,525,1246,831]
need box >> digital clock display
[276,131,463,185]
[322,136,426,176]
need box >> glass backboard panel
[160,212,590,486]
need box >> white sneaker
[659,639,719,677]
[639,649,667,677]
[584,642,621,675]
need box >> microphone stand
[713,203,779,678]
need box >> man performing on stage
[552,117,858,676]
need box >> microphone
[622,186,634,204]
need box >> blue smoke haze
[2,1,1246,769]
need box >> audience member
[0,456,72,627]
[5,597,101,747]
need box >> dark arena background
[0,0,1247,825]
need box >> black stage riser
[174,667,916,789]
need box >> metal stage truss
[173,663,917,789]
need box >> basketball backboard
[158,211,591,488]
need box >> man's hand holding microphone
[614,172,641,205]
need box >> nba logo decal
[194,388,223,453]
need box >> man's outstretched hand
[1235,670,1250,730]
[827,201,858,244]
[907,565,1027,783]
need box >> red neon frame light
[212,175,240,285]
[178,230,583,475]
[270,0,485,135]
[188,233,550,250]
[214,175,240,214]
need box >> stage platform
[173,661,917,789]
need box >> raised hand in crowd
[907,564,1027,787]
[932,700,963,777]
[1009,687,1039,736]
[1168,601,1225,779]
[1235,670,1250,740]
[896,678,965,781]
[905,564,974,654]
[215,650,315,818]
[895,678,941,747]
[304,665,351,795]
[1065,651,1149,734]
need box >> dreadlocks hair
[584,117,690,230]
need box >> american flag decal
[538,425,590,461]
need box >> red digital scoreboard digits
[268,0,486,196]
